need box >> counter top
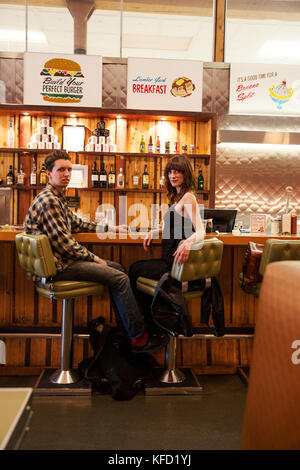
[1,229,300,245]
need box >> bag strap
[83,323,111,380]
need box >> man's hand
[94,256,107,266]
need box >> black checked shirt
[24,183,98,272]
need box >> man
[24,150,168,353]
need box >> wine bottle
[108,165,115,188]
[91,159,99,188]
[39,163,47,186]
[30,160,37,186]
[99,162,107,188]
[140,134,145,153]
[142,164,149,189]
[7,120,15,148]
[132,161,139,188]
[6,165,14,185]
[198,168,204,190]
[117,167,124,188]
[148,136,153,153]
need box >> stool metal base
[50,368,80,385]
[159,368,186,384]
[33,369,91,396]
[145,368,203,395]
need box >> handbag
[242,242,264,286]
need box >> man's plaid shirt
[24,183,98,272]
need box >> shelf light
[116,115,123,119]
[23,112,29,116]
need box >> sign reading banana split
[230,63,300,115]
[24,52,102,107]
[127,58,203,112]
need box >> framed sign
[68,164,88,188]
[230,63,300,115]
[62,125,85,152]
[127,57,203,112]
[24,52,102,107]
[250,214,267,233]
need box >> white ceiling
[0,3,300,64]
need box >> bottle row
[2,160,205,190]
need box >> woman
[129,154,205,330]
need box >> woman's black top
[162,204,194,267]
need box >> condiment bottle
[291,209,297,235]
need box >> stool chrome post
[159,335,186,384]
[50,299,80,384]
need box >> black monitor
[204,208,237,233]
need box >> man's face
[47,158,72,190]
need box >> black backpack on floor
[79,317,156,401]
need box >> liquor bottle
[142,164,149,189]
[117,167,124,188]
[108,165,115,188]
[6,165,14,185]
[140,134,145,153]
[91,159,99,188]
[132,161,139,188]
[148,136,153,153]
[99,162,107,188]
[7,120,15,148]
[198,168,204,190]
[155,136,161,153]
[39,163,47,186]
[30,160,37,186]
[159,172,165,189]
[16,164,25,185]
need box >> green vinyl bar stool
[15,233,104,385]
[136,238,224,384]
[239,238,300,297]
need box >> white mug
[42,134,49,142]
[103,143,109,152]
[88,136,97,144]
[46,142,53,149]
[53,135,58,143]
[47,127,54,135]
[99,136,105,145]
[40,118,49,127]
[32,134,40,142]
[95,144,100,152]
[110,144,117,152]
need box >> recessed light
[23,112,29,115]
[70,114,76,118]
[116,115,122,119]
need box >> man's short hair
[44,150,71,172]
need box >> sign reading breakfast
[230,63,300,115]
[127,58,203,111]
[24,52,102,107]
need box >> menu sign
[24,52,102,107]
[230,63,300,115]
[127,58,203,112]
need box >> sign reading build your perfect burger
[24,52,102,107]
[127,58,203,112]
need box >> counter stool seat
[15,233,104,385]
[137,238,223,385]
[239,238,300,297]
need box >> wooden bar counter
[1,230,300,375]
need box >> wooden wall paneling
[179,120,195,150]
[29,337,47,366]
[5,338,26,367]
[72,337,87,368]
[127,119,156,153]
[79,189,100,222]
[51,116,65,146]
[0,115,12,147]
[0,243,14,325]
[13,254,35,325]
[50,337,60,368]
[186,298,202,327]
[210,338,240,366]
[195,120,211,155]
[19,115,31,148]
[214,0,226,62]
[232,246,257,326]
[116,117,127,152]
[156,120,177,153]
[37,294,55,326]
[0,151,13,186]
[239,337,253,367]
[181,338,207,367]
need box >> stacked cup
[27,119,61,150]
[85,135,117,152]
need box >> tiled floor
[0,374,247,450]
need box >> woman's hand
[173,239,193,266]
[143,230,154,251]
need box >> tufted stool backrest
[15,233,57,279]
[259,239,300,277]
[171,237,223,282]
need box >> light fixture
[70,114,76,118]
[23,112,29,116]
[116,115,122,119]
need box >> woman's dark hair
[164,154,196,204]
[44,150,71,172]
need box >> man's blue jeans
[53,260,145,339]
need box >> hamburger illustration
[170,76,195,98]
[40,58,84,103]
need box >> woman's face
[168,169,184,192]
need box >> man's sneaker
[132,332,169,354]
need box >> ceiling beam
[65,0,95,54]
